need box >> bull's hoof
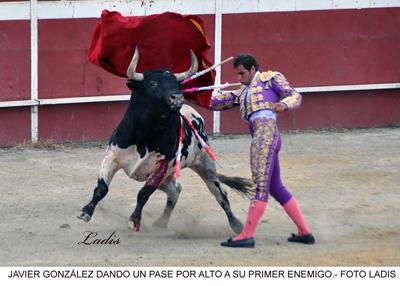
[77,212,91,222]
[128,219,141,232]
[152,218,168,229]
[230,219,244,234]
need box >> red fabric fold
[88,10,215,108]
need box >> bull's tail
[217,173,255,199]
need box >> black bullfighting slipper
[220,238,255,248]
[288,233,315,245]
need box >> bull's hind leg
[78,147,120,222]
[192,154,244,234]
[152,178,182,228]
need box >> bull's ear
[126,80,141,91]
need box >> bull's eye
[149,81,158,88]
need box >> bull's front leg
[79,178,109,222]
[128,185,157,231]
[128,159,169,231]
[78,146,120,222]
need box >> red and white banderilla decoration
[174,56,241,178]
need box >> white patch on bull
[106,144,166,182]
[177,104,204,167]
[180,104,200,120]
[190,114,201,128]
[98,147,119,185]
[99,104,208,185]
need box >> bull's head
[126,47,198,115]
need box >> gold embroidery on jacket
[259,71,279,82]
[273,73,302,109]
[236,71,302,119]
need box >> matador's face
[235,64,257,86]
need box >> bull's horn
[127,46,144,82]
[174,50,199,82]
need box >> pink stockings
[233,200,267,241]
[233,197,310,240]
[283,197,310,236]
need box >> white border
[0,266,399,286]
[296,83,400,93]
[0,0,400,20]
[213,0,222,134]
[30,0,38,142]
[1,83,398,109]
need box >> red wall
[39,18,127,99]
[219,7,400,133]
[39,102,127,142]
[283,89,400,130]
[36,15,215,142]
[0,8,399,146]
[0,107,30,146]
[0,20,31,146]
[221,8,400,86]
[0,20,30,101]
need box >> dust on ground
[0,128,399,266]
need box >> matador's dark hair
[233,53,259,71]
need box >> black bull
[78,48,253,234]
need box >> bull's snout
[169,93,184,110]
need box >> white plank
[1,0,400,21]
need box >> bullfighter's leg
[128,159,169,231]
[192,154,244,234]
[78,146,120,222]
[152,178,182,228]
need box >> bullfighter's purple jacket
[210,71,302,120]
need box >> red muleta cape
[88,10,215,108]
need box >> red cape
[88,10,215,108]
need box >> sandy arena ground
[0,128,399,266]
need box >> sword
[182,82,241,93]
